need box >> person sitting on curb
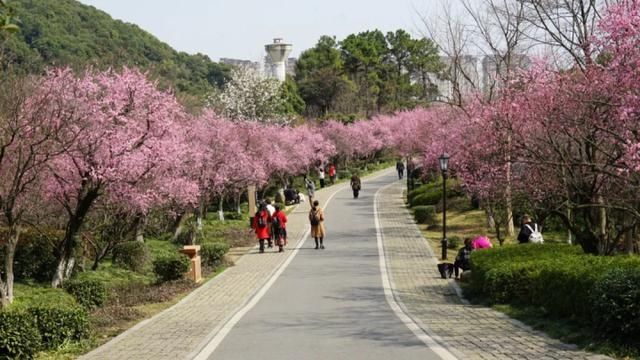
[454,238,474,279]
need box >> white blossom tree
[211,66,288,124]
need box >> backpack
[272,214,281,229]
[310,210,320,226]
[525,224,544,244]
[256,211,266,228]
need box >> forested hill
[2,0,230,105]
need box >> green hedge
[412,205,436,225]
[64,278,108,309]
[408,178,462,208]
[469,244,640,345]
[0,304,89,357]
[153,253,190,282]
[8,228,61,283]
[113,241,150,273]
[591,266,640,340]
[0,310,40,359]
[28,305,89,349]
[200,243,230,267]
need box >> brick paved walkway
[377,180,611,360]
[81,183,346,360]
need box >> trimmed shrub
[201,242,230,267]
[11,228,61,282]
[408,179,462,208]
[337,170,351,179]
[223,212,243,221]
[591,267,640,340]
[113,241,150,272]
[153,253,190,282]
[0,310,41,358]
[413,205,436,224]
[447,236,461,250]
[64,279,108,309]
[28,305,89,349]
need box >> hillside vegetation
[1,0,230,104]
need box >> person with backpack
[265,198,276,248]
[252,202,272,253]
[517,215,544,244]
[271,204,288,252]
[350,173,361,199]
[309,200,325,249]
[396,160,405,180]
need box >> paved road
[208,172,441,359]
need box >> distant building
[220,58,261,72]
[427,54,530,102]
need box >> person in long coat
[309,200,325,249]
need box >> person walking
[328,164,336,184]
[304,176,316,206]
[396,160,405,180]
[265,198,276,248]
[318,167,326,188]
[517,215,544,244]
[350,173,361,199]
[309,200,325,249]
[272,204,288,252]
[252,202,271,253]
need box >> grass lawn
[13,213,252,359]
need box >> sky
[78,0,435,62]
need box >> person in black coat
[517,215,538,244]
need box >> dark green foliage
[591,267,640,340]
[337,170,351,179]
[0,310,41,359]
[27,305,89,349]
[412,205,436,225]
[153,253,190,282]
[200,243,230,267]
[408,178,462,208]
[113,241,150,272]
[469,244,640,346]
[64,278,107,309]
[447,236,461,250]
[223,212,243,221]
[3,0,230,101]
[11,228,60,282]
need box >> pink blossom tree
[43,67,191,287]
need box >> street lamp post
[439,153,450,260]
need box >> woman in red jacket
[253,202,271,253]
[271,204,288,252]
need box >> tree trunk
[52,186,100,288]
[597,195,607,254]
[625,228,634,255]
[52,255,75,288]
[0,226,19,307]
[218,196,225,222]
[505,143,515,237]
[197,198,206,231]
[236,193,242,214]
[134,215,145,243]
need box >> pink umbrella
[472,236,493,249]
